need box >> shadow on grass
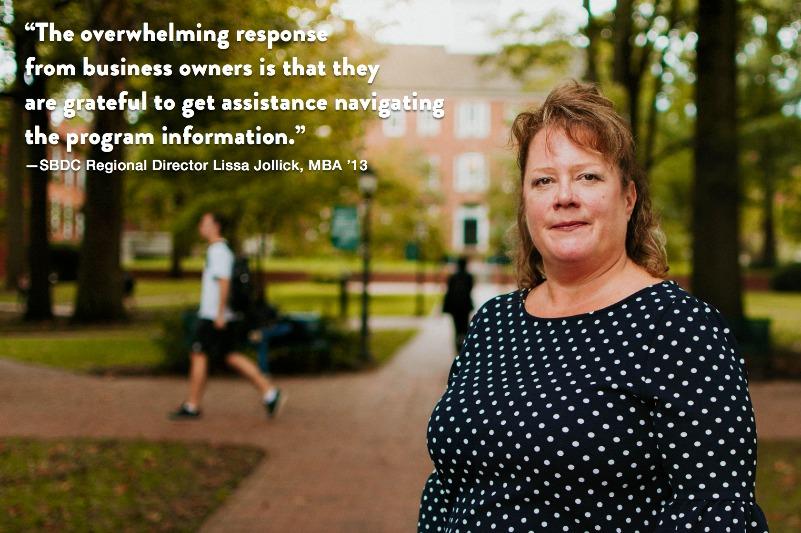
[757,439,801,532]
[0,436,265,532]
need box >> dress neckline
[518,279,676,322]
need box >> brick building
[362,44,555,257]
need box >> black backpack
[229,256,255,314]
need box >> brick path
[0,283,799,532]
[0,309,460,532]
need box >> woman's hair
[507,79,669,289]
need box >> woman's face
[522,127,636,273]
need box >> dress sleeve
[639,297,771,532]
[418,301,486,531]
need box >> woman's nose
[554,178,577,206]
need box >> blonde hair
[508,79,669,288]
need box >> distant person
[441,256,474,354]
[122,271,136,309]
[169,211,285,420]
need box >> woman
[417,80,770,532]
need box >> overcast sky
[333,0,614,53]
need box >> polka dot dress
[418,279,770,532]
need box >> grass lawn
[0,435,796,531]
[0,436,264,532]
[0,325,418,375]
[745,291,801,348]
[0,280,442,317]
[124,256,447,275]
[370,328,419,365]
[0,328,163,372]
[757,440,801,532]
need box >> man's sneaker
[264,388,286,418]
[168,402,201,420]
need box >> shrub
[771,262,801,292]
[155,308,364,375]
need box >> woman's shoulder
[466,289,523,320]
[656,281,726,321]
[650,282,738,350]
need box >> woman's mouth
[551,222,588,231]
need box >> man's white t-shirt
[198,239,235,321]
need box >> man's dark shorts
[191,318,248,365]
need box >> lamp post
[415,219,427,316]
[358,166,377,363]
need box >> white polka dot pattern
[417,280,770,532]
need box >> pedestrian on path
[169,211,285,420]
[441,255,474,354]
[418,80,769,532]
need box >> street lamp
[415,219,428,316]
[358,166,377,363]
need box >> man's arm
[214,277,230,329]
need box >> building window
[454,152,488,192]
[452,204,489,252]
[455,100,490,138]
[50,201,61,235]
[76,212,85,238]
[463,218,478,246]
[64,165,74,188]
[426,154,441,190]
[382,110,406,137]
[417,109,441,137]
[63,204,73,239]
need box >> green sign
[331,205,359,251]
[405,242,419,260]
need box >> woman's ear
[625,179,637,218]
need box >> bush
[155,307,197,374]
[771,263,801,292]
[155,307,365,375]
[49,243,81,282]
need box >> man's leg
[187,351,209,408]
[224,352,274,396]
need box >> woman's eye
[532,177,551,186]
[580,173,600,181]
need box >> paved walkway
[0,283,799,532]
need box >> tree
[73,0,133,321]
[692,0,741,319]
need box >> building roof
[370,43,550,98]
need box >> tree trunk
[4,40,27,291]
[168,233,184,278]
[581,0,600,83]
[692,0,742,320]
[758,171,776,268]
[168,191,185,278]
[23,37,53,321]
[73,0,129,322]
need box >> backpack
[229,256,255,314]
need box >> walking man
[441,255,474,354]
[169,211,285,419]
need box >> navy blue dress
[418,279,770,532]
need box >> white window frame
[76,212,85,238]
[455,100,490,138]
[63,204,73,239]
[50,200,61,234]
[426,154,441,190]
[382,110,406,137]
[454,152,488,193]
[417,109,441,137]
